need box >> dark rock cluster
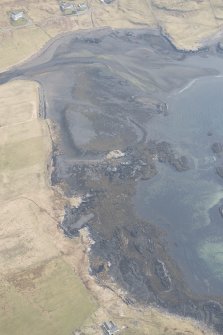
[148,141,190,172]
[212,142,223,154]
[59,193,95,237]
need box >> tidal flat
[1,28,223,333]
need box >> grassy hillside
[0,0,223,71]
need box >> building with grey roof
[101,321,119,335]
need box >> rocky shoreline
[1,28,223,333]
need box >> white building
[101,321,119,335]
[60,2,76,12]
[10,11,24,21]
[101,0,113,3]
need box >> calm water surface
[136,76,223,294]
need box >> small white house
[60,2,76,12]
[10,11,24,21]
[101,0,113,3]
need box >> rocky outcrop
[149,141,190,171]
[212,142,223,154]
[217,42,223,53]
[216,166,223,179]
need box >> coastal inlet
[1,28,223,333]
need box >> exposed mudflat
[2,28,223,333]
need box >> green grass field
[0,258,97,335]
[0,137,44,171]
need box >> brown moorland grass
[0,80,97,335]
[0,0,223,72]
